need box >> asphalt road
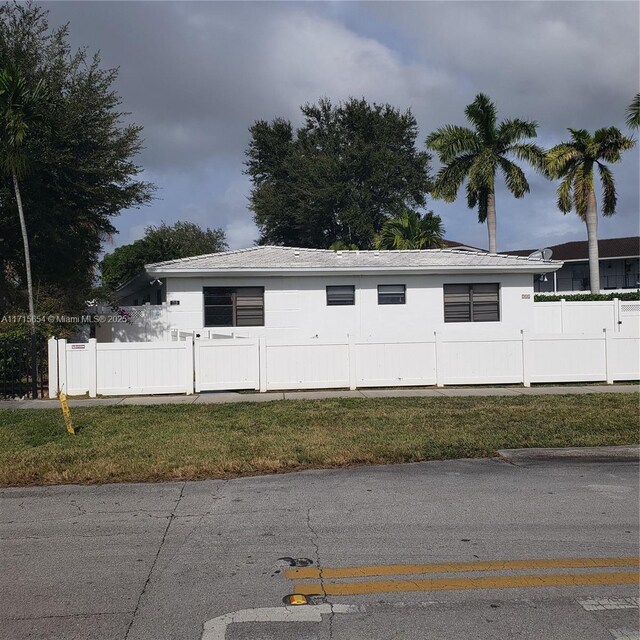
[1,458,638,640]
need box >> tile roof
[504,236,639,261]
[146,245,560,273]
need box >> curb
[497,445,640,463]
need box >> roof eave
[148,263,563,278]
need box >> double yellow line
[286,557,640,597]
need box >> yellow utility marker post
[59,392,75,435]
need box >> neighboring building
[504,236,639,293]
[109,246,561,342]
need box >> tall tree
[0,2,154,317]
[375,210,445,250]
[547,128,635,293]
[0,64,46,330]
[426,93,545,253]
[100,221,227,291]
[626,93,640,129]
[246,97,432,249]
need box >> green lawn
[0,393,638,486]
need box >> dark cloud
[42,1,639,251]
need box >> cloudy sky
[46,1,639,254]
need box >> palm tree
[426,93,545,253]
[375,210,445,250]
[626,93,640,129]
[0,66,47,327]
[547,128,635,293]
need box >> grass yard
[0,393,638,487]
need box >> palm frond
[572,162,593,219]
[464,93,497,143]
[466,181,478,210]
[497,118,538,146]
[431,153,475,202]
[476,188,489,223]
[593,127,635,163]
[546,144,580,178]
[626,93,640,129]
[498,157,529,198]
[425,125,481,162]
[467,151,496,194]
[508,142,547,174]
[567,128,591,150]
[597,162,617,216]
[556,173,573,214]
[375,210,445,250]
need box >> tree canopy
[375,210,445,250]
[245,97,432,250]
[0,2,154,316]
[546,127,635,293]
[426,93,545,253]
[100,221,227,291]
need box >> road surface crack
[306,507,335,639]
[124,482,186,639]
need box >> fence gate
[0,334,48,399]
[194,338,260,392]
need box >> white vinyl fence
[48,329,639,398]
[533,298,640,334]
[51,338,193,397]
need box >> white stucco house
[104,246,562,342]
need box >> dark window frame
[443,283,500,323]
[203,286,265,327]
[377,284,406,305]
[326,285,355,306]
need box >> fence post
[347,334,357,390]
[184,338,194,395]
[258,337,267,392]
[613,298,620,333]
[603,328,614,384]
[57,338,67,395]
[30,333,38,399]
[560,298,566,333]
[87,339,98,398]
[434,331,445,388]
[47,338,59,399]
[521,330,531,387]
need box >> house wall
[162,272,536,340]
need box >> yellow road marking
[294,571,640,596]
[286,557,640,580]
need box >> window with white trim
[326,285,355,306]
[443,283,500,322]
[203,287,264,327]
[378,284,406,305]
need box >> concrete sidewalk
[1,383,637,410]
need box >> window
[444,283,500,322]
[326,285,355,306]
[378,284,406,305]
[203,287,264,327]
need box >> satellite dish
[528,248,553,261]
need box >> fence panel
[608,335,640,381]
[439,333,524,385]
[195,338,259,392]
[356,340,437,387]
[62,341,95,396]
[528,334,606,383]
[94,341,192,395]
[265,340,350,390]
